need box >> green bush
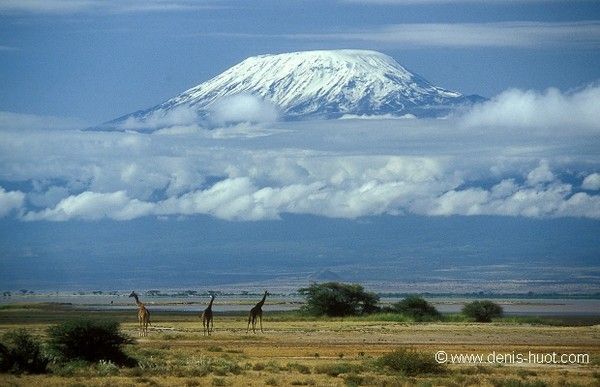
[462,300,504,322]
[315,362,364,377]
[299,282,379,316]
[390,295,440,321]
[47,318,135,366]
[376,349,444,376]
[0,329,48,374]
[287,362,311,374]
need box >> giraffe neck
[256,292,267,308]
[133,294,143,307]
[207,296,214,309]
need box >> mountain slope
[108,49,484,127]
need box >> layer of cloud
[280,21,600,48]
[23,191,153,221]
[18,162,600,221]
[460,85,600,130]
[0,85,599,222]
[120,106,199,130]
[0,0,222,14]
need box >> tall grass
[376,349,445,376]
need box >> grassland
[0,303,599,386]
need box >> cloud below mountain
[1,85,599,221]
[460,85,600,131]
[209,94,280,125]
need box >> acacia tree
[47,319,135,366]
[299,282,380,316]
[462,300,503,322]
[392,295,441,321]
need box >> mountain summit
[108,49,484,128]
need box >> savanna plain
[0,303,598,386]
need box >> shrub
[49,359,90,376]
[390,295,440,321]
[344,373,364,386]
[287,362,311,374]
[315,362,363,377]
[462,300,504,323]
[47,318,135,366]
[0,329,48,374]
[212,377,228,386]
[265,376,279,386]
[299,282,379,316]
[376,349,444,376]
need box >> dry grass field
[0,304,598,386]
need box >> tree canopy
[391,295,440,321]
[462,300,503,322]
[299,282,379,317]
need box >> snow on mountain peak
[108,49,484,128]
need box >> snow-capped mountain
[107,49,484,128]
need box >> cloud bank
[120,106,199,130]
[0,0,221,15]
[0,85,599,222]
[460,85,600,130]
[283,21,600,48]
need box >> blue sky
[0,0,599,122]
[0,0,599,291]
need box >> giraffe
[129,291,150,337]
[247,290,269,334]
[201,294,215,336]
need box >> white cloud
[281,21,600,48]
[0,0,221,15]
[120,106,199,130]
[460,85,600,130]
[526,161,555,186]
[23,191,153,221]
[582,173,600,190]
[209,94,280,125]
[1,85,599,222]
[426,188,489,216]
[0,187,25,217]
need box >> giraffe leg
[259,314,263,333]
[209,318,213,335]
